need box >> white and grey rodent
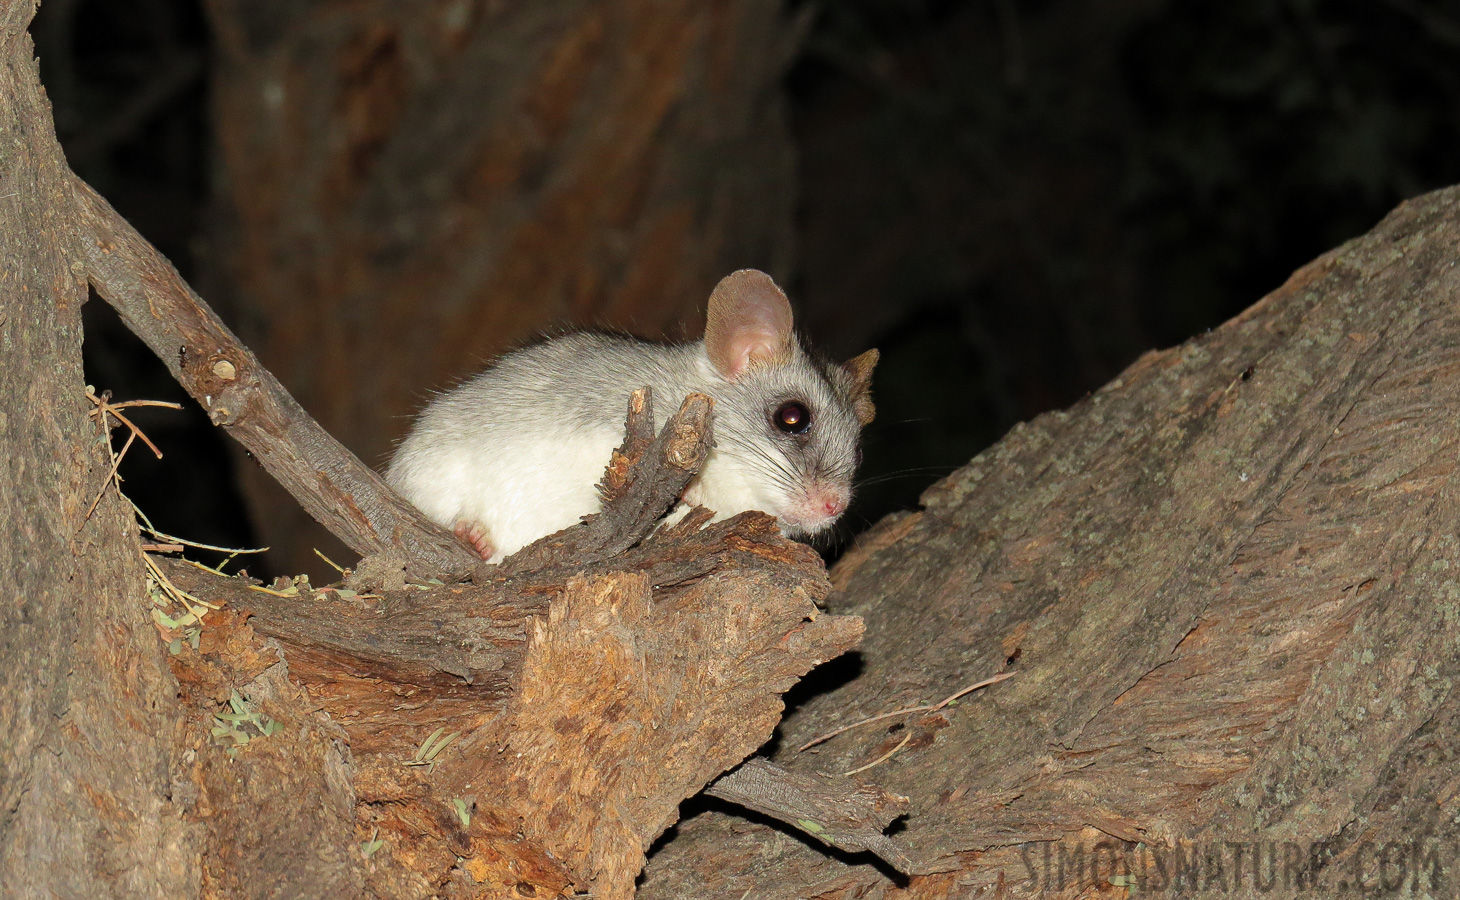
[386,269,878,562]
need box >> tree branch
[71,176,478,580]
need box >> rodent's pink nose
[824,497,846,517]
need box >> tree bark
[203,0,800,578]
[639,187,1460,898]
[0,8,197,896]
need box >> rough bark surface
[204,0,800,578]
[0,6,197,896]
[640,188,1460,898]
[168,625,363,899]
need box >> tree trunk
[203,0,800,579]
[0,10,196,896]
[639,188,1460,898]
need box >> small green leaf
[796,819,825,834]
[361,828,385,859]
[450,798,471,828]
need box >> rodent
[386,269,878,562]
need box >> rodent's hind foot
[453,520,496,560]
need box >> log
[640,188,1460,898]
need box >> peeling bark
[162,502,859,897]
[144,390,861,897]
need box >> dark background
[36,0,1460,576]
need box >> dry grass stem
[842,730,913,777]
[313,548,347,575]
[144,551,220,612]
[797,671,1015,752]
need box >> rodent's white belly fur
[394,421,622,562]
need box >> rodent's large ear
[704,269,794,379]
[842,348,879,425]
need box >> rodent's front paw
[453,520,496,560]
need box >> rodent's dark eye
[772,401,812,435]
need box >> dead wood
[73,178,479,581]
[165,515,859,898]
[639,188,1460,899]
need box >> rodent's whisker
[854,468,958,488]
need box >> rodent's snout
[781,484,849,534]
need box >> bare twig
[843,731,912,777]
[495,388,714,575]
[81,388,180,523]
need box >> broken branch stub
[495,387,714,575]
